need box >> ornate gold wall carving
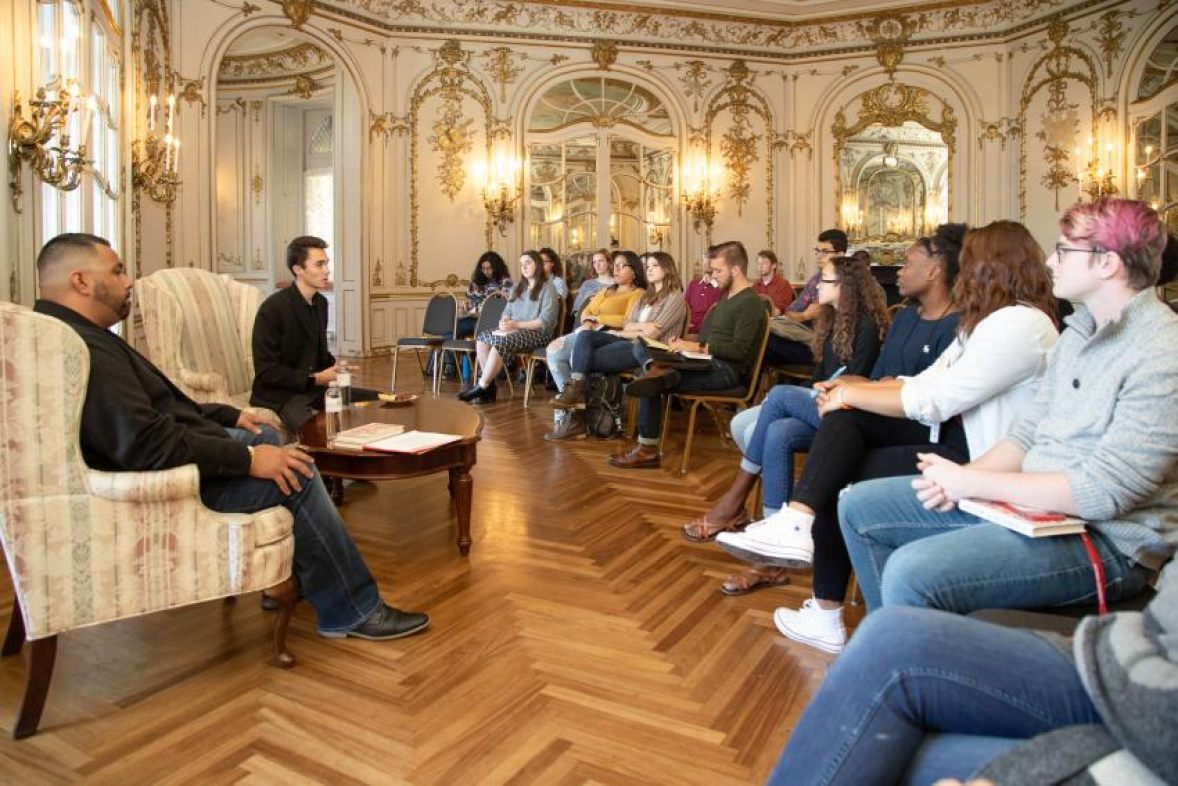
[318,0,1071,59]
[408,40,493,287]
[704,61,775,243]
[218,41,332,80]
[1017,16,1099,219]
[281,0,313,29]
[132,0,176,268]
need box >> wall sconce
[681,153,722,233]
[132,93,182,204]
[7,77,91,213]
[1073,135,1118,201]
[472,150,521,237]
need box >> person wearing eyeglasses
[838,198,1178,621]
[718,220,1059,654]
[762,229,848,368]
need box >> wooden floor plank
[0,358,840,782]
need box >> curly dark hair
[810,255,891,363]
[471,250,509,287]
[954,221,1057,336]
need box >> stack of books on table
[959,499,1087,538]
[330,422,406,450]
[363,431,462,455]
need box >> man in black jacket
[33,233,428,641]
[250,236,376,430]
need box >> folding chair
[522,297,568,407]
[390,293,459,393]
[441,293,508,389]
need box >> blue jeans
[200,427,382,633]
[634,349,742,441]
[739,384,819,512]
[838,475,1150,613]
[569,330,641,377]
[730,404,759,454]
[768,606,1100,786]
[546,333,576,390]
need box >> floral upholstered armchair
[134,268,284,433]
[0,303,297,739]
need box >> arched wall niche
[198,12,371,355]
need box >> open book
[959,499,1086,538]
[330,422,406,450]
[639,335,713,368]
[363,430,462,455]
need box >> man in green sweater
[610,241,768,469]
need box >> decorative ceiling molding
[218,41,332,80]
[318,0,1077,58]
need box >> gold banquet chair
[0,303,297,739]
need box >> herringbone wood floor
[0,356,861,784]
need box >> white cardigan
[900,304,1058,458]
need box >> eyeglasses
[813,247,835,255]
[1054,243,1105,258]
[818,277,839,284]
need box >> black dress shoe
[318,603,430,641]
[469,382,498,404]
[457,385,482,402]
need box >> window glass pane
[529,78,672,136]
[1139,26,1178,101]
[37,3,58,83]
[528,136,597,251]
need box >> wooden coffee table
[297,397,483,555]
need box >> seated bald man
[32,232,428,642]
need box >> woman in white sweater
[716,220,1059,654]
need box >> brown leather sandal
[681,511,751,543]
[720,566,791,596]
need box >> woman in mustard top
[544,250,646,393]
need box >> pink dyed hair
[1059,198,1166,289]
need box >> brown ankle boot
[552,377,586,409]
[544,411,586,440]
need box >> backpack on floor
[585,373,625,439]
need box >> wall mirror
[833,84,955,259]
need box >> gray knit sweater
[1006,291,1178,570]
[978,561,1177,784]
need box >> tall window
[1133,25,1178,234]
[35,1,122,246]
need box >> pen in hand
[811,365,847,399]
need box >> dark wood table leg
[449,464,473,555]
[329,476,344,505]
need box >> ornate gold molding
[408,40,494,287]
[704,61,775,238]
[219,41,331,80]
[281,0,313,29]
[591,40,619,70]
[863,15,915,77]
[176,73,207,117]
[1016,15,1099,219]
[132,0,176,268]
[482,47,524,103]
[317,0,1072,58]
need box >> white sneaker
[715,508,814,567]
[774,600,846,654]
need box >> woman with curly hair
[680,253,889,540]
[717,220,1059,654]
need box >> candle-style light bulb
[148,94,157,133]
[166,94,175,135]
[172,138,180,173]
